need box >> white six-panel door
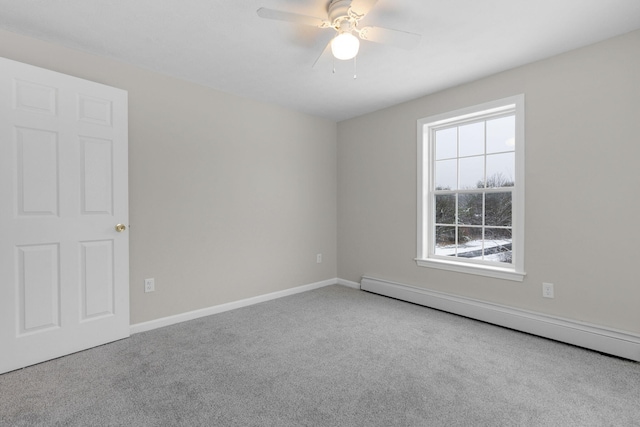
[0,57,129,374]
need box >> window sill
[415,258,526,282]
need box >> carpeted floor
[1,285,639,426]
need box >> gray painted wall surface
[0,29,337,324]
[338,30,640,333]
[2,27,639,334]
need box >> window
[417,95,525,281]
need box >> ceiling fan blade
[358,26,421,50]
[256,7,326,27]
[312,39,333,68]
[349,0,379,17]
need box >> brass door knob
[115,224,126,232]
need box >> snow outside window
[417,95,526,281]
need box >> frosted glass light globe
[331,32,360,60]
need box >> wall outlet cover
[542,282,554,298]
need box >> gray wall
[337,29,640,334]
[3,27,639,335]
[0,29,337,324]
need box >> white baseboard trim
[361,276,640,362]
[336,278,361,289]
[130,278,358,335]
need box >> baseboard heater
[360,276,640,362]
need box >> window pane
[486,152,515,187]
[457,227,483,259]
[422,96,523,272]
[486,115,515,154]
[459,122,484,157]
[435,159,457,190]
[483,228,512,264]
[459,156,484,189]
[485,192,512,226]
[434,226,456,256]
[435,194,455,224]
[458,193,483,225]
[435,128,457,160]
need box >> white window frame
[416,95,526,281]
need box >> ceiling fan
[257,0,421,66]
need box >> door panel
[16,127,59,216]
[14,79,57,115]
[81,136,113,214]
[78,94,112,126]
[80,239,114,320]
[0,56,129,374]
[17,243,61,333]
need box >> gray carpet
[1,285,639,426]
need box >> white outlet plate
[542,282,554,298]
[144,278,155,293]
[316,254,322,263]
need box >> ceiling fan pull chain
[333,56,336,74]
[353,56,357,79]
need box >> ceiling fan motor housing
[328,0,353,25]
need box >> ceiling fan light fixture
[331,32,360,60]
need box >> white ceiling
[1,0,639,121]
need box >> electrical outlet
[542,282,554,299]
[144,278,155,293]
[316,253,322,263]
